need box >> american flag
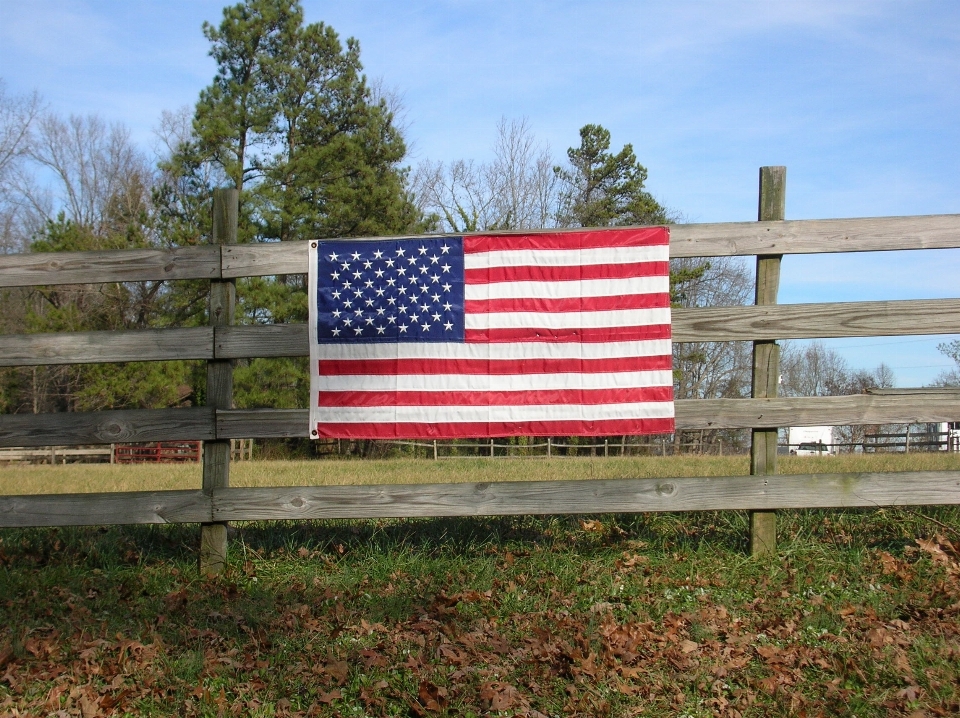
[308,228,674,439]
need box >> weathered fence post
[750,166,785,557]
[200,188,238,576]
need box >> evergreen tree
[554,124,669,229]
[160,0,427,412]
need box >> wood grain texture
[673,298,960,341]
[210,471,960,522]
[0,490,211,527]
[0,407,216,447]
[0,246,220,287]
[669,214,960,258]
[218,215,960,278]
[214,392,960,438]
[0,327,214,366]
[215,324,309,359]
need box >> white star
[421,303,430,313]
[397,267,406,276]
[442,302,452,311]
[375,287,385,297]
[387,316,396,324]
[376,325,385,334]
[351,252,361,261]
[398,287,407,296]
[442,283,452,292]
[363,260,372,269]
[332,309,341,318]
[396,247,406,257]
[330,271,340,280]
[441,244,450,254]
[419,265,428,275]
[429,255,439,264]
[328,252,339,261]
[387,296,396,305]
[373,249,383,259]
[421,322,430,331]
[376,307,385,315]
[432,312,441,322]
[354,308,363,317]
[408,276,418,285]
[443,322,453,331]
[418,246,428,255]
[410,313,419,322]
[343,318,352,327]
[354,327,363,335]
[364,280,374,288]
[365,299,374,307]
[365,317,374,325]
[441,263,451,273]
[386,278,396,287]
[385,258,395,267]
[430,274,440,284]
[375,269,384,278]
[331,290,341,300]
[341,261,350,270]
[398,305,407,314]
[407,256,417,265]
[342,280,352,289]
[354,289,363,298]
[332,327,341,336]
[343,300,353,308]
[352,271,362,280]
[432,293,441,303]
[399,324,408,333]
[420,285,429,294]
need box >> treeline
[2,0,956,457]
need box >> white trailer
[787,426,835,456]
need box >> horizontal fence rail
[1,215,959,289]
[2,471,959,528]
[5,297,960,367]
[5,392,959,447]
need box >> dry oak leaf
[480,681,524,711]
[417,681,449,712]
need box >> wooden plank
[0,490,211,527]
[210,298,960,362]
[0,327,214,367]
[219,215,960,278]
[215,391,960,439]
[673,298,960,342]
[215,324,309,358]
[210,471,960,522]
[676,394,960,430]
[669,214,960,258]
[0,246,220,287]
[0,407,216,447]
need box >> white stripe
[465,308,672,330]
[313,401,675,425]
[318,370,674,392]
[315,339,674,361]
[465,245,668,269]
[465,276,668,300]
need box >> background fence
[2,169,960,573]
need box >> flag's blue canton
[316,237,465,343]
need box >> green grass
[3,451,959,495]
[2,454,959,715]
[2,506,959,716]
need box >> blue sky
[1,0,958,385]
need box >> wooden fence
[2,169,960,573]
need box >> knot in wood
[290,497,304,508]
[96,419,134,441]
[656,482,676,497]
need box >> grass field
[3,452,960,495]
[2,454,959,716]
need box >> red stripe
[465,293,670,314]
[465,324,672,343]
[314,417,676,439]
[464,261,669,284]
[463,228,669,253]
[319,354,673,376]
[318,387,673,408]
